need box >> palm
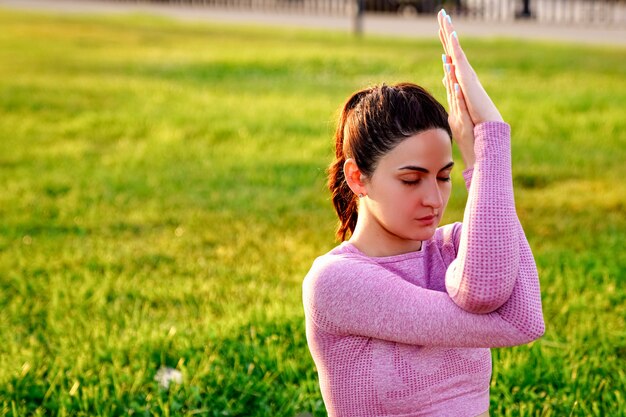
[437,11,503,133]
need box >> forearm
[445,121,519,313]
[305,256,542,348]
[494,218,545,340]
[456,135,476,170]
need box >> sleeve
[444,122,520,313]
[454,155,545,340]
[302,254,543,349]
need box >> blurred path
[1,0,625,46]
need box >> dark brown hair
[328,83,452,241]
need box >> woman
[302,10,545,417]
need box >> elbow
[469,293,510,314]
[514,313,546,345]
[446,262,517,315]
[529,314,546,341]
[452,291,511,314]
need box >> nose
[422,179,443,210]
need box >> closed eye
[437,176,451,182]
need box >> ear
[343,158,368,197]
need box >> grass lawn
[0,7,624,417]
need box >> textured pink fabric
[302,122,545,417]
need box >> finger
[445,68,458,119]
[443,62,453,90]
[452,82,462,118]
[438,13,451,54]
[447,29,478,86]
[439,29,450,58]
[448,34,501,124]
[455,83,469,116]
[441,68,452,99]
[455,84,474,133]
[443,68,454,116]
[446,29,478,97]
[445,60,464,119]
[446,62,458,87]
[444,62,459,98]
[444,74,453,111]
[448,72,459,119]
[441,13,471,74]
[437,9,446,30]
[437,12,450,55]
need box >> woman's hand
[438,10,504,168]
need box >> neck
[348,210,423,257]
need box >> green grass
[0,8,624,417]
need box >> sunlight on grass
[0,7,624,417]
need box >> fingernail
[454,83,460,93]
[441,54,447,64]
[446,15,452,24]
[452,31,458,39]
[445,64,451,73]
[441,8,447,17]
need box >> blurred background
[0,0,624,416]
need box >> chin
[419,224,441,240]
[402,227,438,242]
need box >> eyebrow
[398,161,455,173]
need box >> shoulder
[302,250,367,315]
[303,250,367,291]
[305,243,374,277]
[302,246,399,303]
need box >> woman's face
[362,128,454,243]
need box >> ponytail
[327,91,364,241]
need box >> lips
[417,214,436,221]
[415,214,438,225]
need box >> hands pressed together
[437,10,504,169]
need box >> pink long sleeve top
[302,122,545,417]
